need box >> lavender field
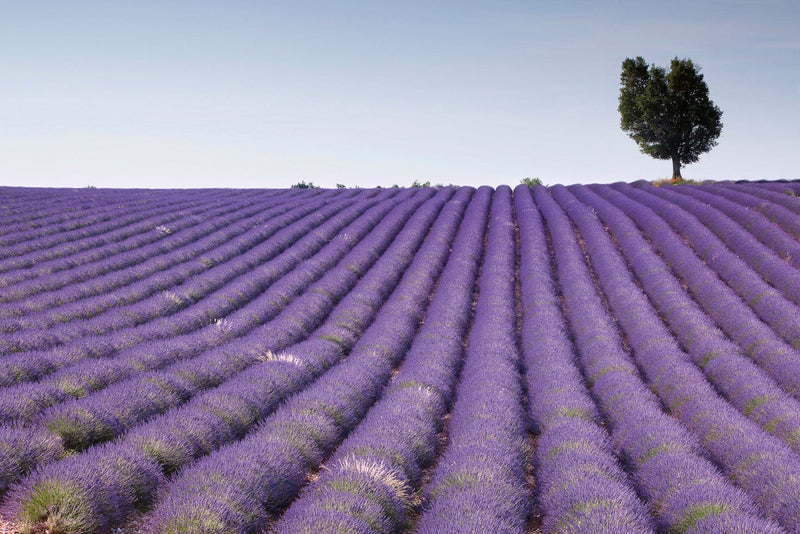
[1,181,800,534]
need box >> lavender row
[0,187,115,230]
[0,188,259,282]
[0,190,290,307]
[275,187,490,533]
[514,185,653,533]
[412,186,530,534]
[0,188,197,246]
[728,182,800,213]
[0,191,343,345]
[7,189,406,400]
[0,187,208,230]
[0,192,132,236]
[535,186,781,533]
[0,191,163,250]
[0,188,428,497]
[4,187,462,533]
[570,185,800,454]
[0,189,356,350]
[0,187,119,221]
[15,191,402,445]
[0,192,338,333]
[0,191,212,281]
[0,190,316,312]
[643,183,800,306]
[0,186,427,499]
[671,185,800,270]
[0,189,412,426]
[140,187,472,534]
[553,185,800,531]
[694,183,800,243]
[737,181,800,196]
[619,183,800,350]
[0,187,216,253]
[592,185,800,399]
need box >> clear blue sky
[1,0,797,189]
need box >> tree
[618,57,722,181]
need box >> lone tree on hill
[619,56,722,181]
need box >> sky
[0,0,798,189]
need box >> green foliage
[162,513,226,534]
[670,177,701,185]
[673,503,729,534]
[290,180,319,189]
[619,56,722,180]
[521,177,542,187]
[742,394,770,416]
[652,177,702,187]
[408,180,450,188]
[20,479,92,534]
[45,410,114,451]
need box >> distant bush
[290,181,318,189]
[408,180,450,188]
[521,177,542,187]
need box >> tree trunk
[671,155,682,181]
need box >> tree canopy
[619,57,722,181]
